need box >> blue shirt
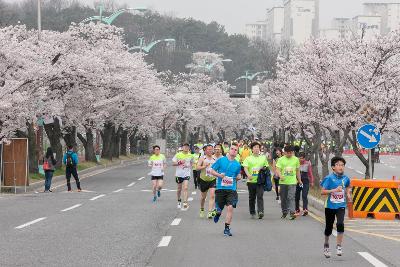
[63,150,79,166]
[212,156,241,191]
[320,173,350,209]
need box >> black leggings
[273,176,279,197]
[325,208,345,236]
[193,170,200,188]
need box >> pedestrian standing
[295,152,314,216]
[43,147,57,192]
[63,145,82,192]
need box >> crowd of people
[147,140,352,258]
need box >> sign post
[356,124,381,179]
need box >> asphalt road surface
[0,161,398,267]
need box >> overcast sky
[8,0,400,33]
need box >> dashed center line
[127,182,136,187]
[171,218,182,226]
[138,177,145,181]
[113,189,124,193]
[15,217,47,229]
[192,191,197,195]
[158,236,172,247]
[90,194,106,201]
[61,204,82,212]
[355,170,364,174]
[188,197,194,202]
[358,252,388,267]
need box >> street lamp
[235,71,269,98]
[81,6,147,25]
[128,38,176,53]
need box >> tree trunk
[120,130,128,156]
[112,126,122,158]
[63,126,77,148]
[348,130,370,178]
[43,117,63,168]
[217,130,225,143]
[129,128,138,154]
[77,128,96,162]
[101,122,114,160]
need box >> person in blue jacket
[63,145,82,192]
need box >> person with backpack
[63,145,82,192]
[43,147,57,192]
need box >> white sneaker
[324,247,331,258]
[177,202,182,209]
[336,245,342,256]
[181,202,189,211]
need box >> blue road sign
[356,124,381,149]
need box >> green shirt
[192,153,201,170]
[276,156,300,185]
[242,155,269,183]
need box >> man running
[214,144,224,159]
[243,141,269,219]
[197,144,216,219]
[295,152,314,216]
[222,141,230,155]
[321,156,351,258]
[210,143,242,236]
[148,145,166,202]
[172,143,194,211]
[192,146,201,190]
[276,145,301,220]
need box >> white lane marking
[15,217,47,229]
[158,236,172,247]
[192,191,197,195]
[356,170,364,174]
[141,189,152,192]
[347,166,354,170]
[358,252,388,267]
[127,182,136,187]
[113,189,124,193]
[138,177,145,181]
[188,197,194,202]
[80,190,95,193]
[61,204,82,212]
[90,194,106,201]
[332,230,338,237]
[389,166,395,169]
[171,218,182,226]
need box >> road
[0,161,398,267]
[344,155,400,180]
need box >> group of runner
[147,140,352,257]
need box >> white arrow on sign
[360,130,377,143]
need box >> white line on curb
[188,197,194,202]
[192,191,197,195]
[127,182,136,187]
[15,217,47,229]
[138,177,145,181]
[358,252,388,267]
[356,170,364,174]
[158,236,172,247]
[61,204,82,212]
[113,189,124,193]
[171,218,182,226]
[90,194,106,201]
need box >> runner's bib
[252,167,261,177]
[330,190,345,203]
[221,176,234,187]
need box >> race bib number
[206,167,213,177]
[283,166,294,177]
[330,190,345,203]
[252,167,261,177]
[221,176,234,187]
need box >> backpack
[43,158,50,171]
[258,167,272,192]
[66,152,75,168]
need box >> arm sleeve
[320,177,329,189]
[345,177,351,187]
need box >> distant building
[352,15,382,40]
[319,18,352,40]
[266,6,284,43]
[245,21,267,41]
[283,0,319,44]
[363,2,400,34]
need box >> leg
[324,208,336,245]
[247,183,257,215]
[44,172,51,191]
[336,208,345,246]
[200,191,207,209]
[287,185,296,215]
[295,184,301,212]
[302,183,310,210]
[182,180,189,202]
[157,179,164,191]
[48,172,53,190]
[280,184,289,214]
[71,168,81,190]
[256,184,264,214]
[66,168,72,191]
[208,187,216,212]
[225,205,233,224]
[193,170,198,189]
[177,182,182,201]
[274,177,280,198]
[152,180,157,196]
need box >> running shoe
[199,209,205,218]
[181,202,189,211]
[224,228,233,236]
[177,202,182,209]
[207,211,213,219]
[251,214,256,219]
[289,214,296,220]
[152,196,157,202]
[295,210,301,217]
[276,196,279,201]
[157,190,161,198]
[302,209,309,216]
[281,213,287,219]
[258,212,264,219]
[77,189,82,192]
[214,211,221,223]
[324,246,331,258]
[336,245,342,256]
[211,209,217,217]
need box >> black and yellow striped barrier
[351,179,400,220]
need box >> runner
[321,156,351,258]
[172,143,194,211]
[197,144,217,219]
[210,143,242,236]
[214,143,224,159]
[239,142,251,180]
[243,141,269,219]
[222,141,230,155]
[276,145,302,220]
[295,152,314,216]
[195,140,204,155]
[148,145,166,202]
[272,147,283,201]
[192,146,201,190]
